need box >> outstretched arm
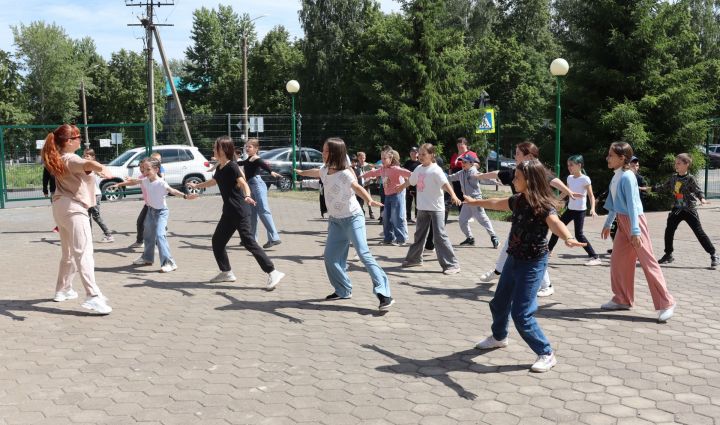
[352,181,382,207]
[442,182,462,206]
[295,168,321,178]
[463,195,510,211]
[551,177,581,199]
[110,178,141,189]
[547,214,587,248]
[187,178,216,189]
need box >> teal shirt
[603,170,644,235]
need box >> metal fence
[0,123,150,208]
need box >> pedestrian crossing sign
[475,108,495,134]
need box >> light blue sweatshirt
[603,169,644,235]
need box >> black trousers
[547,209,598,257]
[213,211,274,273]
[136,205,149,243]
[405,189,417,220]
[664,208,716,255]
[452,180,463,212]
[88,203,111,237]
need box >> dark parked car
[485,150,516,172]
[256,147,324,190]
[706,144,720,169]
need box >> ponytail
[41,124,81,178]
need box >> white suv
[101,145,213,201]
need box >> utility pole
[80,78,89,149]
[126,0,194,147]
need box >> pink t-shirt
[362,166,411,196]
[53,153,96,209]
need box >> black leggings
[88,199,111,236]
[136,205,148,243]
[548,209,598,258]
[213,212,274,273]
[664,208,715,255]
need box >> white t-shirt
[567,174,591,211]
[410,163,448,212]
[141,177,171,210]
[320,166,362,218]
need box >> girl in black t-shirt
[187,136,285,290]
[464,159,585,373]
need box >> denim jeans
[382,191,408,243]
[142,207,174,266]
[248,175,280,243]
[490,254,552,356]
[324,213,391,298]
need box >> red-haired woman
[41,124,113,314]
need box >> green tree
[247,26,304,114]
[555,0,715,186]
[11,21,83,123]
[184,5,257,114]
[0,50,31,124]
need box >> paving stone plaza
[1,194,719,424]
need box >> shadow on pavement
[363,344,529,400]
[537,302,659,323]
[396,281,494,303]
[0,298,94,321]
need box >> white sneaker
[98,235,114,243]
[160,262,177,273]
[423,248,435,255]
[480,270,499,282]
[132,256,152,266]
[657,303,676,322]
[266,270,285,291]
[129,242,144,249]
[443,267,461,275]
[210,271,236,283]
[475,335,509,350]
[537,285,555,297]
[600,299,631,310]
[53,288,79,302]
[531,352,557,373]
[585,257,602,266]
[81,296,112,315]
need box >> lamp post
[242,14,268,142]
[81,64,100,149]
[286,79,300,190]
[550,58,569,177]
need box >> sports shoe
[263,240,282,249]
[378,294,395,311]
[475,335,509,350]
[657,303,676,322]
[129,242,144,249]
[380,240,396,246]
[491,236,500,249]
[160,262,177,273]
[607,248,613,254]
[401,260,423,268]
[407,219,416,224]
[210,271,236,283]
[459,237,475,246]
[600,299,631,310]
[98,235,115,243]
[443,267,461,275]
[480,270,499,282]
[530,352,557,373]
[132,256,152,266]
[537,285,555,297]
[325,292,351,301]
[711,254,719,270]
[52,226,59,233]
[585,257,602,266]
[397,241,408,247]
[53,288,79,302]
[266,270,285,291]
[369,213,375,220]
[81,296,112,315]
[658,253,674,264]
[423,248,435,255]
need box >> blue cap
[461,154,478,163]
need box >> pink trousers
[52,197,101,297]
[610,214,674,310]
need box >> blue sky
[1,0,401,62]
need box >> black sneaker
[378,217,383,224]
[325,292,351,301]
[491,236,500,249]
[459,237,475,246]
[369,213,375,219]
[711,254,719,269]
[658,254,674,264]
[263,240,282,249]
[607,248,613,254]
[377,294,395,310]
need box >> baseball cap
[410,146,419,152]
[630,156,639,163]
[461,154,478,163]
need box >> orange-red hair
[41,124,80,178]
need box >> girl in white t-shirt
[548,155,601,265]
[111,158,197,272]
[296,138,393,310]
[397,143,462,274]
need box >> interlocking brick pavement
[1,193,719,424]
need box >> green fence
[699,118,720,199]
[0,123,150,208]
